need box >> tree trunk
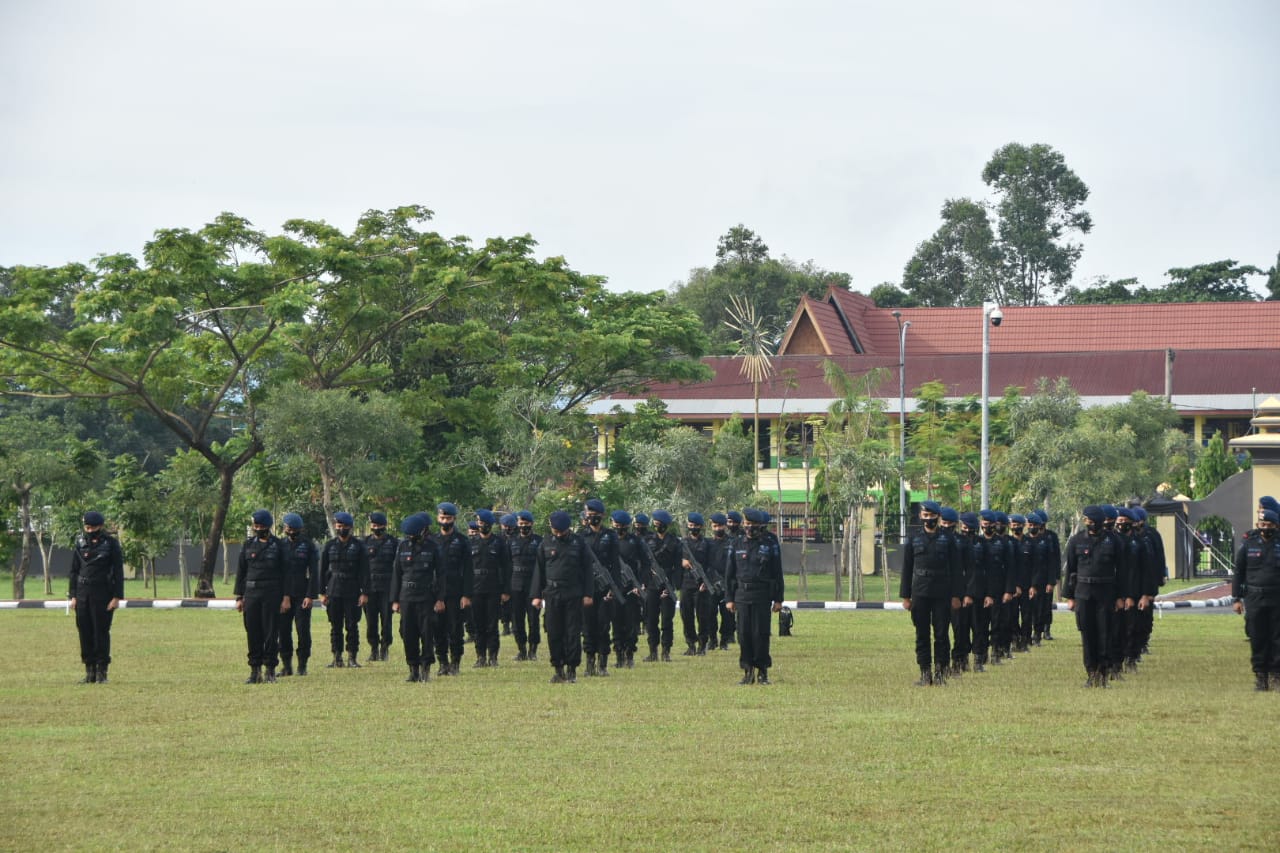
[177,534,190,598]
[196,466,235,597]
[14,488,32,600]
[38,528,54,595]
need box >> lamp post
[980,302,1003,510]
[892,311,911,541]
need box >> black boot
[380,646,390,662]
[347,653,361,668]
[643,646,658,663]
[367,644,380,664]
[516,645,528,662]
[326,653,343,668]
[933,667,947,686]
[661,646,672,662]
[757,668,770,685]
[1255,672,1270,692]
[616,650,625,669]
[79,664,97,685]
[297,657,308,676]
[489,651,498,667]
[973,655,986,673]
[566,666,577,683]
[281,656,294,677]
[96,663,108,684]
[1084,670,1097,688]
[245,666,262,685]
[738,666,756,685]
[450,653,462,675]
[474,655,488,669]
[914,668,933,687]
[625,651,634,669]
[263,667,277,684]
[697,642,707,656]
[528,644,539,661]
[550,665,566,684]
[406,664,420,683]
[598,653,609,677]
[420,663,431,682]
[683,644,696,656]
[585,656,598,677]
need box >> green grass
[1,608,1276,851]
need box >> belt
[244,580,280,590]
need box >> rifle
[681,539,725,597]
[614,543,643,601]
[583,537,627,606]
[637,535,678,599]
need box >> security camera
[989,307,1003,327]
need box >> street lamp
[980,302,1003,510]
[892,311,911,541]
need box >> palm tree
[725,295,775,475]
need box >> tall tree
[981,142,1092,305]
[1159,260,1262,303]
[1265,252,1280,301]
[901,199,1001,307]
[725,294,775,473]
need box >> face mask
[748,524,766,538]
[982,526,996,538]
[923,517,938,530]
[713,528,726,538]
[1261,527,1276,539]
[654,522,667,534]
[585,514,603,527]
[518,525,532,537]
[286,529,300,540]
[255,526,271,540]
[688,527,702,538]
[371,526,386,536]
[478,523,492,535]
[439,521,455,532]
[336,526,352,539]
[613,526,628,538]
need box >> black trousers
[1017,593,1034,644]
[544,592,584,668]
[1136,602,1154,650]
[1074,594,1113,674]
[910,595,951,670]
[719,598,736,645]
[399,600,436,667]
[1245,597,1280,674]
[612,593,641,653]
[326,595,362,655]
[644,588,676,650]
[680,588,715,647]
[1033,585,1054,637]
[582,597,612,656]
[509,588,540,650]
[243,590,282,667]
[735,599,773,670]
[994,600,1015,651]
[469,592,502,656]
[972,601,993,660]
[363,589,393,650]
[278,599,312,664]
[951,602,973,662]
[432,595,465,666]
[74,591,115,665]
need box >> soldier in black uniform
[707,512,732,651]
[579,499,619,677]
[508,510,542,661]
[499,514,519,637]
[362,512,398,662]
[993,511,1020,661]
[277,513,319,676]
[642,509,682,662]
[531,510,593,683]
[969,510,1010,673]
[680,512,717,656]
[235,510,289,684]
[321,511,370,668]
[611,510,645,669]
[900,500,963,686]
[1009,514,1035,653]
[68,510,124,684]
[1233,508,1280,690]
[725,508,784,684]
[1131,506,1164,655]
[391,513,441,683]
[465,509,511,667]
[1065,505,1125,688]
[431,502,472,675]
[718,510,743,649]
[1025,510,1060,645]
[943,507,973,676]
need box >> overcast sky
[2,1,1276,299]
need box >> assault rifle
[681,539,725,597]
[583,539,627,606]
[637,536,678,599]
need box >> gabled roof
[776,295,859,356]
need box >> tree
[1193,431,1242,499]
[1265,252,1280,301]
[1159,260,1262,303]
[0,411,99,598]
[865,282,920,308]
[106,453,175,592]
[725,295,775,473]
[901,199,1001,307]
[1059,277,1143,305]
[715,225,770,266]
[981,142,1092,305]
[904,381,981,507]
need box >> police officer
[718,510,743,648]
[1233,509,1280,690]
[942,507,973,676]
[680,512,717,656]
[431,502,472,675]
[969,509,1011,673]
[531,510,593,684]
[1009,514,1035,653]
[725,508,784,684]
[321,511,370,668]
[1131,506,1164,655]
[507,510,542,661]
[277,513,319,676]
[464,509,511,667]
[708,512,732,651]
[391,513,441,683]
[1065,505,1125,688]
[994,511,1020,661]
[611,510,645,669]
[499,514,519,637]
[579,499,620,677]
[361,512,398,663]
[900,500,962,686]
[68,510,124,684]
[235,510,289,684]
[1025,510,1060,645]
[642,510,682,662]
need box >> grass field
[1,605,1276,851]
